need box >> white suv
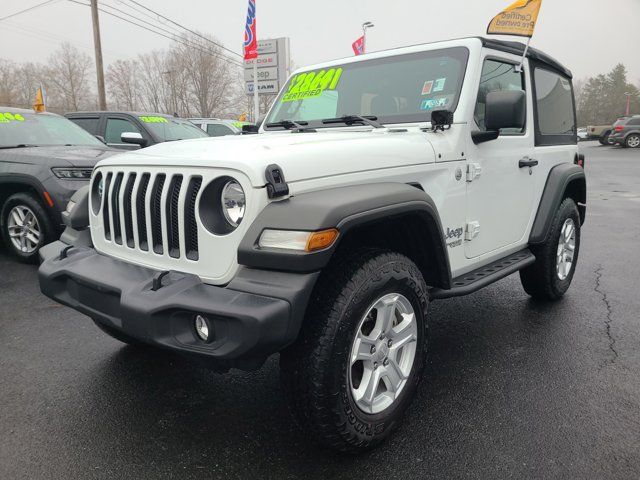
[39,37,586,453]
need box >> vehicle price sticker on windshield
[0,112,25,123]
[139,116,168,123]
[281,68,343,102]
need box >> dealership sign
[244,37,290,96]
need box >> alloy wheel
[349,293,418,415]
[556,218,576,281]
[7,205,41,254]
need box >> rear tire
[520,198,581,301]
[1,192,55,263]
[625,134,640,149]
[280,249,428,453]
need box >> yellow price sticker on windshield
[139,116,168,123]
[0,112,25,123]
[281,68,343,102]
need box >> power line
[0,0,60,22]
[124,0,243,59]
[68,0,243,67]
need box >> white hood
[96,128,437,187]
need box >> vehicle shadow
[57,278,579,479]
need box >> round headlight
[221,180,245,227]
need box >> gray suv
[609,115,640,148]
[0,108,118,262]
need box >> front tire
[280,250,428,453]
[520,198,581,301]
[1,192,55,263]
[625,134,640,149]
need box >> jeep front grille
[99,170,202,260]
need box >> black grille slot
[123,173,137,248]
[102,172,113,240]
[166,175,183,258]
[150,174,166,254]
[136,173,150,251]
[111,172,124,245]
[184,176,202,261]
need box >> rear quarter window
[533,67,577,146]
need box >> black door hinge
[265,164,289,199]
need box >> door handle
[519,157,539,168]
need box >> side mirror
[121,131,148,147]
[241,124,259,134]
[472,90,526,144]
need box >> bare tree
[0,59,17,107]
[106,59,140,110]
[47,43,95,111]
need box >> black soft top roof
[479,37,572,79]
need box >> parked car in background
[66,111,209,150]
[188,118,253,137]
[577,127,589,141]
[609,115,640,148]
[0,107,118,261]
[587,124,613,144]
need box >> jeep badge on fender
[38,37,585,453]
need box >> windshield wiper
[265,119,308,130]
[0,144,39,150]
[321,115,383,128]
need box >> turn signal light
[306,229,339,252]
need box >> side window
[69,117,100,135]
[627,118,640,126]
[206,124,234,137]
[533,68,576,144]
[474,59,525,134]
[105,118,140,144]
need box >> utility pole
[91,0,107,110]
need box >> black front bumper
[38,241,319,370]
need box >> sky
[1,0,639,84]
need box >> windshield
[0,111,104,148]
[140,116,210,141]
[265,47,469,129]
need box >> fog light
[194,315,210,342]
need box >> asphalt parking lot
[1,141,639,479]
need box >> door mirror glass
[121,131,147,147]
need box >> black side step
[430,249,536,300]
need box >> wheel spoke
[26,232,39,246]
[361,368,382,407]
[351,336,375,364]
[383,358,406,394]
[11,210,22,225]
[389,314,417,349]
[376,296,398,335]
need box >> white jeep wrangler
[39,37,586,452]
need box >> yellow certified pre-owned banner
[487,0,542,38]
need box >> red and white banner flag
[243,0,257,60]
[352,35,365,56]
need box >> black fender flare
[0,174,62,226]
[529,163,586,245]
[238,183,452,288]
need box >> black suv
[65,111,209,150]
[0,108,118,262]
[609,115,640,148]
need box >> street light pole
[362,22,374,54]
[90,0,107,110]
[624,92,632,116]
